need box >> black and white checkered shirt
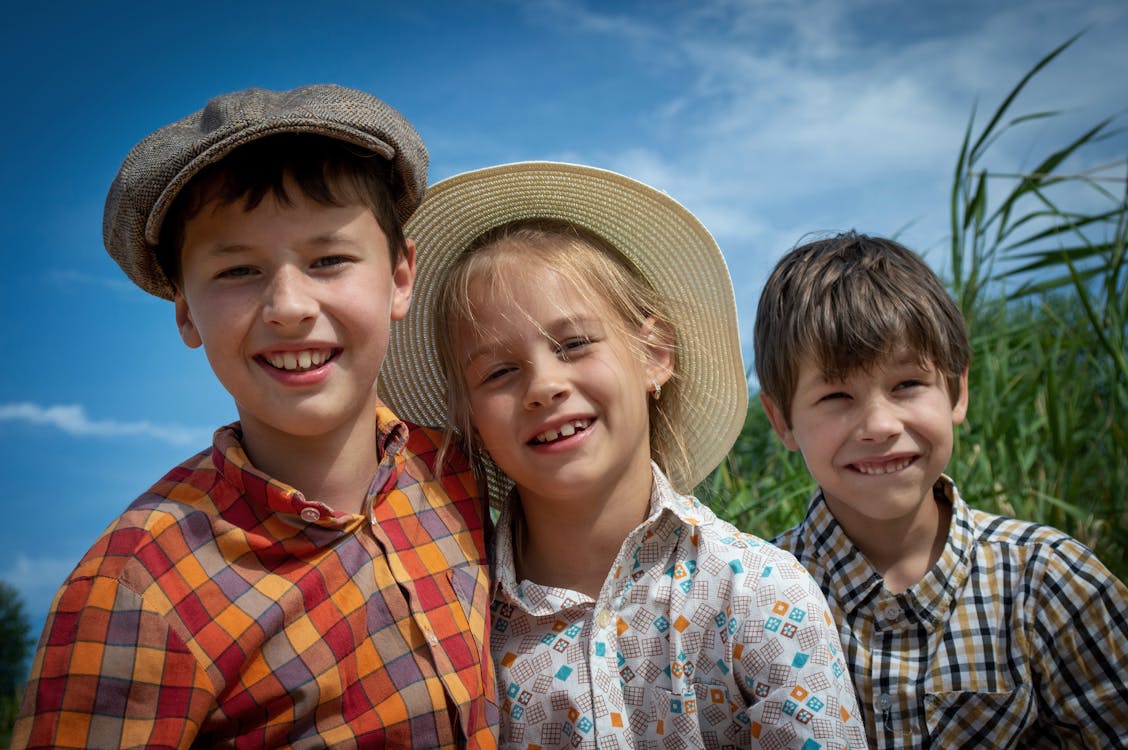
[773,476,1128,749]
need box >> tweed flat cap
[103,84,427,299]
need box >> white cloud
[538,0,1124,295]
[46,268,136,294]
[0,402,209,447]
[459,0,1127,367]
[533,0,1125,247]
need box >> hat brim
[379,161,747,499]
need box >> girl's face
[455,259,672,513]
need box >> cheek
[467,392,505,432]
[790,427,834,461]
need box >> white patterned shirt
[490,464,866,749]
[772,475,1128,749]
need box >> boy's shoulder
[769,517,809,557]
[400,420,459,468]
[768,476,1081,553]
[768,492,837,565]
[407,420,478,487]
[963,503,1081,548]
[959,503,1114,580]
[772,479,1119,591]
[66,438,228,583]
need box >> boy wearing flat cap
[13,85,498,749]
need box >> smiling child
[382,162,867,749]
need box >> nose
[523,355,571,410]
[857,396,902,442]
[263,266,318,326]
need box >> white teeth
[533,419,590,444]
[267,350,330,371]
[856,457,912,475]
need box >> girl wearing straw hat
[381,162,865,749]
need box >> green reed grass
[707,34,1128,583]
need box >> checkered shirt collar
[803,475,976,627]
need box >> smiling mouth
[852,456,915,475]
[531,419,592,445]
[263,349,336,372]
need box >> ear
[640,317,675,390]
[759,392,799,451]
[390,238,417,321]
[951,368,969,425]
[174,293,203,349]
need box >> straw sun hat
[379,161,748,496]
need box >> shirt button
[877,692,892,711]
[883,605,902,622]
[299,507,321,523]
[424,629,439,646]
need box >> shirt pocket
[924,685,1032,748]
[652,683,747,747]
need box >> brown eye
[557,337,593,359]
[482,365,516,383]
[216,266,256,279]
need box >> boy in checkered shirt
[756,232,1128,749]
[14,85,498,749]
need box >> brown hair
[753,232,970,424]
[434,218,691,498]
[155,133,407,290]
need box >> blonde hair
[433,218,692,502]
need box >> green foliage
[699,403,813,540]
[707,34,1128,584]
[0,580,33,748]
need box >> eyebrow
[800,352,932,388]
[460,315,602,366]
[200,231,358,256]
[888,352,932,369]
[199,242,253,256]
[307,231,360,247]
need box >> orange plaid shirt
[14,406,499,749]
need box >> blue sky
[1,0,1125,635]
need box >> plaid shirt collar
[802,475,976,629]
[209,405,411,527]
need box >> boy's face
[173,178,414,449]
[762,351,968,528]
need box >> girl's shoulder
[676,503,810,574]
